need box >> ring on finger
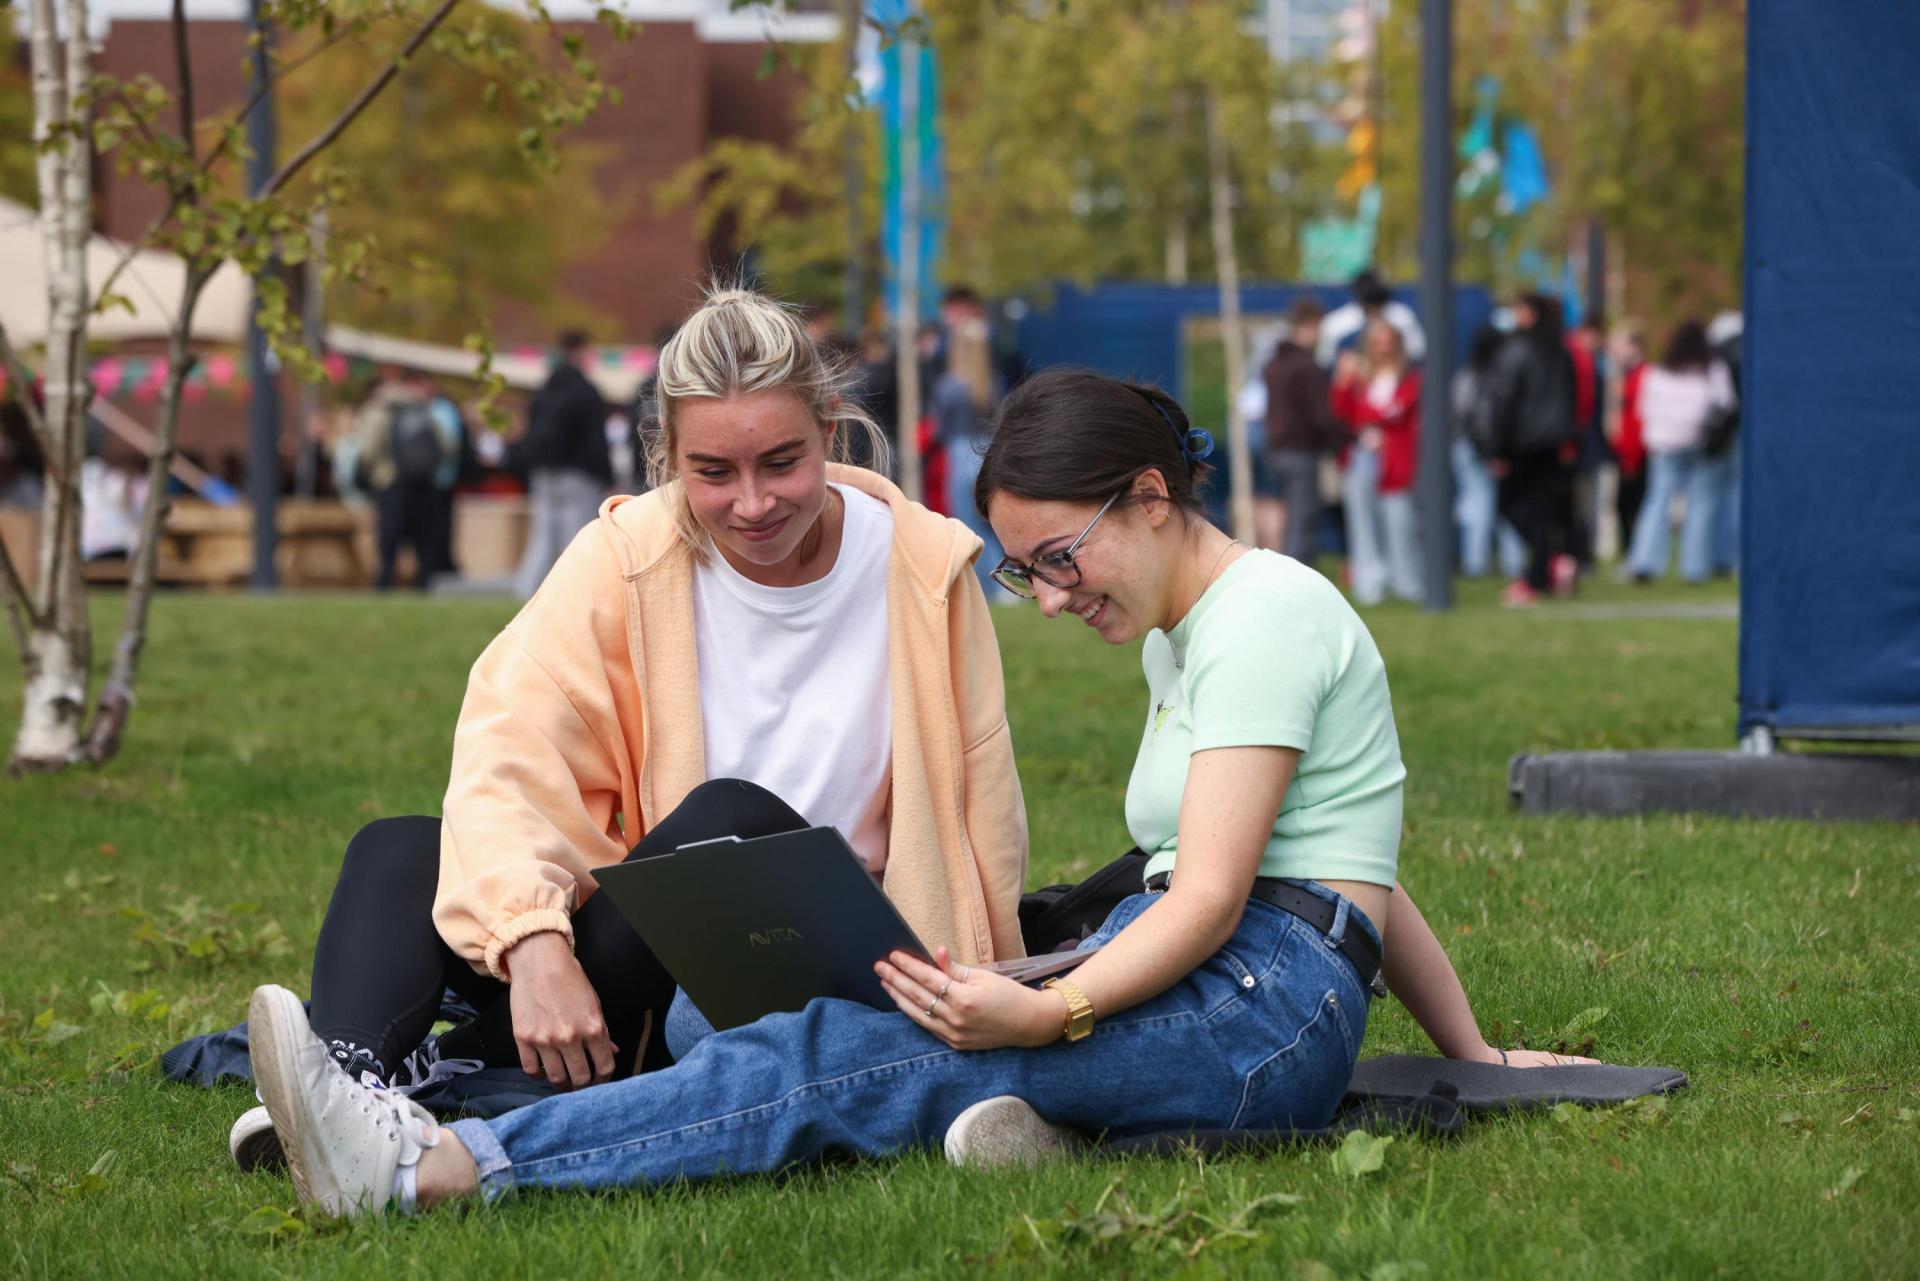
[937,977,954,1000]
[925,996,941,1017]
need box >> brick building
[86,0,837,345]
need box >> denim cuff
[445,1117,516,1204]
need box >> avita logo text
[748,927,804,947]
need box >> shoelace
[388,1040,485,1098]
[326,1064,440,1161]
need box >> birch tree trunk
[1203,92,1254,546]
[13,0,95,772]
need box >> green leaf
[1329,1129,1393,1180]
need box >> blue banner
[1740,0,1920,738]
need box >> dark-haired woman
[244,368,1580,1219]
[1625,319,1735,584]
[1474,294,1579,607]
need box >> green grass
[2,578,1915,1279]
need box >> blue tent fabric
[1740,1,1920,738]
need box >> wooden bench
[68,500,372,590]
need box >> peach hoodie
[433,464,1030,980]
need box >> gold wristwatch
[1043,978,1096,1042]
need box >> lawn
[1,576,1914,1279]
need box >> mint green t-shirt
[1125,550,1404,889]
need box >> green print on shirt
[1153,700,1175,737]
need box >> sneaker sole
[229,1105,285,1173]
[944,1096,1082,1169]
[248,985,347,1217]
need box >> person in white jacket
[1626,320,1736,583]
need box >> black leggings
[1498,448,1575,591]
[306,778,808,1081]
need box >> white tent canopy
[1,197,647,403]
[325,325,648,404]
[0,196,253,346]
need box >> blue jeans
[1627,448,1717,582]
[1451,438,1527,579]
[1704,442,1739,573]
[943,442,1006,597]
[445,884,1376,1200]
[1342,448,1387,604]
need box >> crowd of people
[1245,270,1744,607]
[2,271,1743,610]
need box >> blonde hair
[646,284,891,556]
[1359,316,1408,379]
[946,317,995,414]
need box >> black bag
[1018,848,1150,956]
[1702,401,1740,456]
[388,400,446,485]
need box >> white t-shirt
[692,484,895,874]
[1638,362,1736,454]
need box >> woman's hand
[1358,426,1385,452]
[876,947,1063,1051]
[1474,1043,1601,1068]
[503,931,618,1089]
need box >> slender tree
[1,0,623,772]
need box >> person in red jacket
[1331,319,1424,604]
[1610,327,1648,561]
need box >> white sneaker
[943,1096,1084,1169]
[229,1105,285,1172]
[248,984,439,1218]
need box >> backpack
[388,400,446,485]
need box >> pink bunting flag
[205,352,237,387]
[322,352,349,384]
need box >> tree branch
[0,319,52,457]
[0,521,35,654]
[171,0,196,164]
[84,266,211,765]
[261,0,465,199]
[90,22,368,309]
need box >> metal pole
[893,39,922,503]
[1416,0,1454,610]
[245,0,282,588]
[293,210,325,498]
[841,0,866,336]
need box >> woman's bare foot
[415,1131,481,1208]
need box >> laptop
[590,825,1097,1032]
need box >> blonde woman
[1331,319,1425,605]
[224,286,1028,1168]
[931,316,1007,594]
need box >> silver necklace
[1172,538,1242,669]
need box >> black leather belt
[1144,871,1388,999]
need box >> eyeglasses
[991,489,1124,600]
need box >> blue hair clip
[1146,397,1212,470]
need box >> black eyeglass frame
[990,488,1126,600]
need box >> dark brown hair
[975,369,1212,518]
[1660,319,1713,373]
